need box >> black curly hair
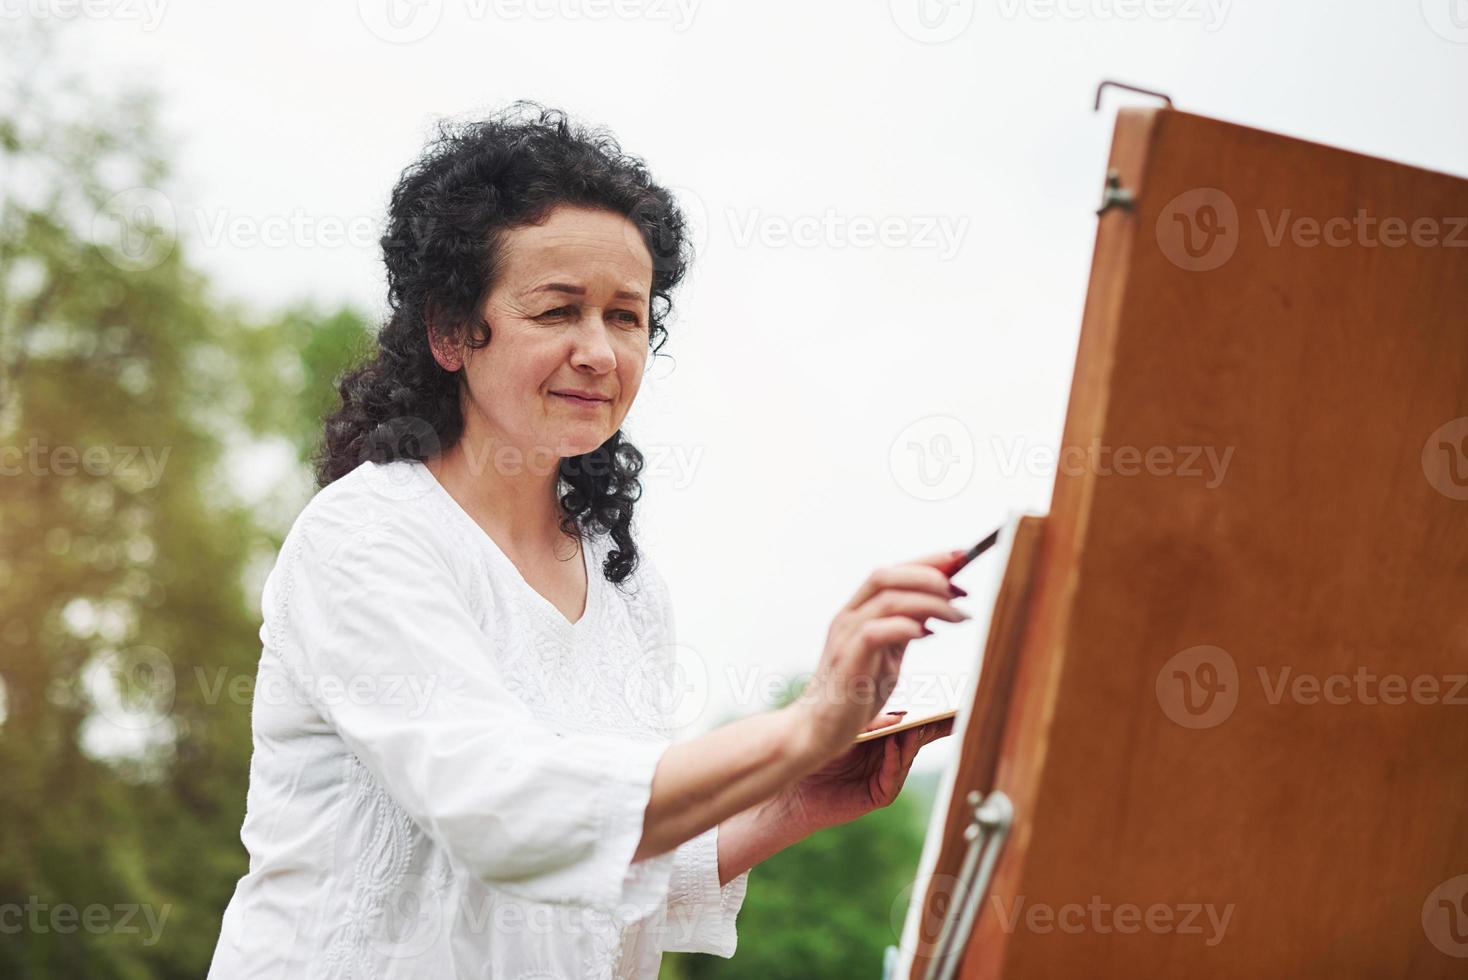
[314,101,691,585]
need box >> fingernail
[949,584,968,598]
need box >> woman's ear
[426,314,464,372]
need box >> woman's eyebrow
[530,283,645,303]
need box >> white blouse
[207,458,748,979]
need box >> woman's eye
[534,306,641,327]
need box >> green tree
[0,26,369,977]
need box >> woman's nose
[570,314,617,373]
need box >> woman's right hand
[791,550,971,763]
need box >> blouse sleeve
[634,556,750,956]
[267,516,674,914]
[662,824,750,956]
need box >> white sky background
[55,0,1468,770]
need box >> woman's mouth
[549,390,610,407]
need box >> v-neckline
[413,459,598,631]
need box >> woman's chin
[551,427,613,459]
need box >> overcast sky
[55,0,1468,768]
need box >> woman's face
[444,205,654,469]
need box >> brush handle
[938,527,1001,578]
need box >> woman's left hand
[774,710,955,835]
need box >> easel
[890,104,1468,978]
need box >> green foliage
[662,792,928,979]
[234,303,375,471]
[0,26,369,979]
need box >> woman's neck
[424,437,575,557]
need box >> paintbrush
[938,527,1001,578]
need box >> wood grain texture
[940,109,1468,979]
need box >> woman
[208,103,965,979]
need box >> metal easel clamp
[1091,80,1173,217]
[921,789,1015,980]
[1096,169,1134,216]
[1093,79,1175,112]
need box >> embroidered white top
[207,458,748,980]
